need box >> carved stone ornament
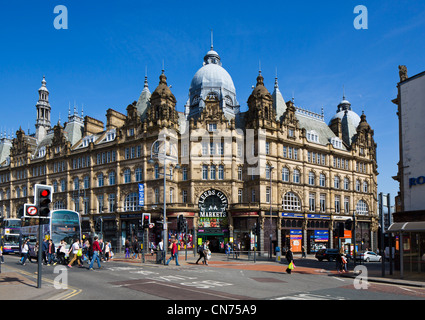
[398,65,408,82]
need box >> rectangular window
[309,193,316,212]
[202,165,208,180]
[344,197,350,214]
[320,194,326,213]
[335,195,341,214]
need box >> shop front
[306,214,331,254]
[197,189,229,253]
[281,212,304,253]
[232,213,259,253]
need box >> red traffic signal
[35,184,53,217]
[40,189,50,198]
[142,213,151,228]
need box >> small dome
[330,109,361,128]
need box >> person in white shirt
[67,239,82,268]
[21,239,30,265]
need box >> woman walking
[285,247,295,274]
[20,239,30,265]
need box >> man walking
[89,236,102,270]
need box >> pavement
[1,251,424,300]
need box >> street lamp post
[269,166,274,260]
[149,133,179,265]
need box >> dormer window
[106,129,116,142]
[38,146,46,158]
[225,95,233,106]
[208,123,217,132]
[307,130,319,143]
[331,137,343,149]
[82,136,95,148]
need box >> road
[2,253,425,302]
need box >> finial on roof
[210,29,214,50]
[343,85,346,100]
[274,67,279,88]
[144,66,149,88]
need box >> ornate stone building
[0,47,378,254]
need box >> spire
[35,75,51,143]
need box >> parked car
[315,249,340,262]
[357,251,382,262]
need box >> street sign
[26,205,38,216]
[24,203,40,218]
[138,183,145,206]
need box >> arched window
[344,177,350,190]
[363,181,368,193]
[124,169,131,183]
[334,176,340,189]
[135,168,143,182]
[282,167,289,182]
[319,173,326,187]
[356,200,369,215]
[109,171,116,185]
[293,169,300,184]
[124,193,141,212]
[282,192,301,211]
[54,201,66,210]
[308,172,315,185]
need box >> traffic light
[337,222,345,237]
[95,217,103,232]
[142,213,151,229]
[177,215,184,232]
[345,219,353,230]
[35,184,53,217]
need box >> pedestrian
[285,247,294,274]
[301,246,306,258]
[20,239,30,266]
[47,239,57,266]
[42,237,49,265]
[57,239,68,265]
[196,240,210,265]
[340,254,348,273]
[68,239,82,268]
[157,238,164,264]
[336,253,343,273]
[0,238,3,264]
[132,238,139,259]
[82,239,90,263]
[105,241,110,261]
[125,239,131,259]
[89,236,103,270]
[99,239,106,262]
[165,238,180,266]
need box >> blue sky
[1,0,425,199]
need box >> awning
[387,221,425,233]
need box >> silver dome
[186,48,239,120]
[189,63,236,94]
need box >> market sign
[198,189,229,228]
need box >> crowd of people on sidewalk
[17,235,115,270]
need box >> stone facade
[0,49,378,254]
